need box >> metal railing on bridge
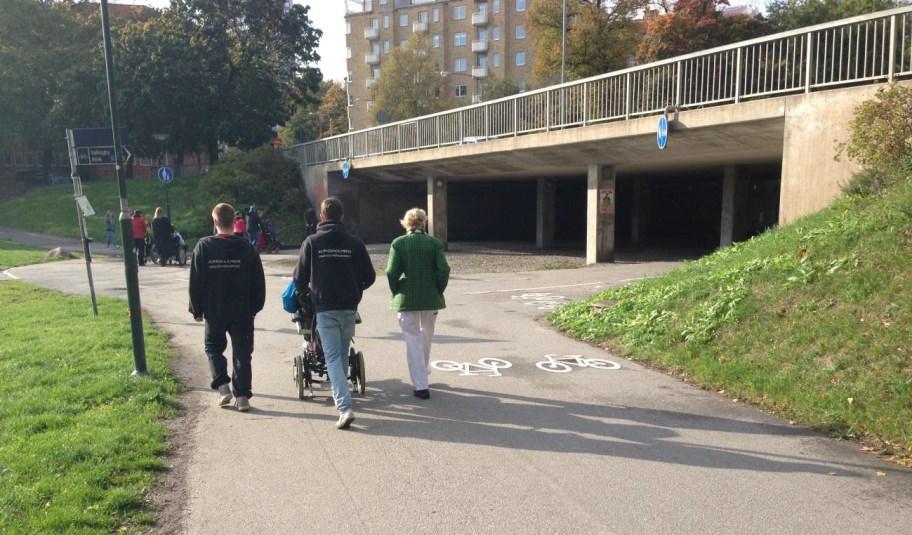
[290,6,912,166]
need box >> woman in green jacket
[386,208,450,399]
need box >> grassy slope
[552,178,912,461]
[0,282,179,533]
[0,176,203,244]
[0,241,59,270]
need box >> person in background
[105,210,118,249]
[294,197,375,429]
[233,211,247,237]
[247,205,261,248]
[131,210,147,265]
[189,203,266,412]
[386,208,450,400]
[152,207,174,264]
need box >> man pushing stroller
[293,197,375,429]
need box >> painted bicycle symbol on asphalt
[431,358,513,377]
[535,354,621,373]
[511,292,568,311]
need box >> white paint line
[617,277,645,283]
[465,281,604,295]
[3,270,19,280]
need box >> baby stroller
[150,230,189,266]
[291,288,366,399]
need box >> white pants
[398,311,438,390]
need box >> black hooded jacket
[189,234,265,321]
[293,221,375,313]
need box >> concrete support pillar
[586,164,616,264]
[536,178,555,249]
[427,176,448,250]
[631,177,642,245]
[720,166,737,247]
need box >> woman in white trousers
[385,208,450,399]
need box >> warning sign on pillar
[599,188,615,215]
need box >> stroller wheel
[355,351,366,396]
[294,355,305,400]
[177,247,187,266]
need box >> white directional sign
[76,195,95,217]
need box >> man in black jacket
[294,197,375,429]
[190,203,266,412]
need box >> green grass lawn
[551,177,912,463]
[0,282,179,533]
[0,176,204,244]
[0,240,60,271]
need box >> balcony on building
[472,11,488,26]
[472,94,483,103]
[413,21,428,33]
[364,27,379,40]
[471,40,488,53]
[472,66,488,78]
[365,52,380,65]
[366,78,376,88]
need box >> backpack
[281,279,298,313]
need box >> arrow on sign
[122,146,133,163]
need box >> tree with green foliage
[280,81,350,145]
[372,34,450,123]
[767,0,897,31]
[0,0,107,173]
[637,0,769,62]
[527,0,643,82]
[152,0,323,162]
[480,77,522,101]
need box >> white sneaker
[217,384,233,407]
[336,411,355,429]
[236,396,250,412]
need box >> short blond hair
[212,203,236,230]
[400,208,427,231]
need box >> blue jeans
[316,310,356,414]
[249,230,259,249]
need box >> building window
[372,67,381,79]
[493,53,500,67]
[432,8,440,22]
[478,55,488,68]
[380,0,387,4]
[515,25,525,39]
[454,32,467,46]
[384,40,390,54]
[433,34,441,48]
[493,25,500,40]
[371,18,379,29]
[347,71,353,82]
[399,14,409,27]
[494,0,501,13]
[400,39,407,48]
[383,15,389,28]
[518,80,526,91]
[478,2,487,15]
[345,21,351,35]
[456,85,468,97]
[419,11,428,23]
[516,0,526,11]
[347,47,352,59]
[453,5,467,20]
[365,0,373,10]
[515,51,526,66]
[454,58,467,72]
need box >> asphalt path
[7,255,912,535]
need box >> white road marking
[431,358,512,377]
[3,270,20,280]
[466,281,604,295]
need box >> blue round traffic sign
[657,116,669,151]
[158,166,174,184]
[341,160,351,180]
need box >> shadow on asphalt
[358,332,508,344]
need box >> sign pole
[100,0,147,376]
[66,129,100,318]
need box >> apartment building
[345,0,536,130]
